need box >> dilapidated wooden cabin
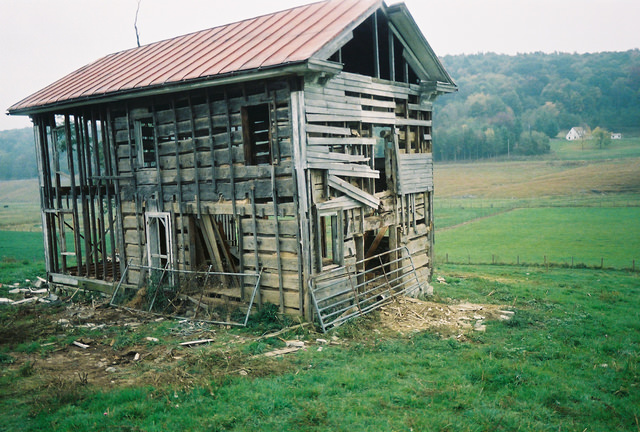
[8,0,456,324]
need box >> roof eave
[386,2,457,89]
[8,59,343,117]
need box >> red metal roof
[9,0,380,113]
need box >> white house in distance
[566,127,587,141]
[611,132,622,139]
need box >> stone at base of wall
[406,283,434,298]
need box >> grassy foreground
[1,264,639,431]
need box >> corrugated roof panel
[115,27,226,91]
[8,0,382,113]
[201,7,306,77]
[183,11,287,79]
[231,6,317,72]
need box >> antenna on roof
[134,0,142,47]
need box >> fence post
[517,255,519,265]
[601,257,604,269]
[446,253,449,264]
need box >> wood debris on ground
[378,296,513,336]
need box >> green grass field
[0,231,45,284]
[1,264,638,431]
[436,207,640,269]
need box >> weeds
[19,359,35,376]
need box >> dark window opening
[334,12,421,84]
[241,104,272,165]
[341,15,375,77]
[135,118,156,169]
[320,214,341,267]
[373,126,391,192]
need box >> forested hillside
[0,128,37,180]
[434,50,640,161]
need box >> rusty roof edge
[7,60,341,117]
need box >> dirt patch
[378,296,514,337]
[2,294,513,398]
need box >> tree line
[0,128,38,180]
[433,50,640,161]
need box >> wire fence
[435,253,639,272]
[436,195,640,210]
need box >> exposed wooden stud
[271,165,284,312]
[150,101,164,212]
[389,27,396,82]
[249,187,261,307]
[205,91,217,194]
[224,89,244,296]
[124,104,143,269]
[64,114,83,272]
[82,115,99,278]
[291,88,312,318]
[102,110,120,279]
[170,100,187,270]
[74,115,91,276]
[33,118,53,274]
[187,95,203,219]
[373,11,380,79]
[90,113,108,280]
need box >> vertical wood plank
[291,87,312,319]
[271,165,284,312]
[205,91,217,194]
[150,101,164,212]
[188,95,202,219]
[250,187,261,307]
[64,114,83,272]
[74,115,91,276]
[170,100,187,270]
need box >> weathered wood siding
[111,79,302,314]
[304,71,435,281]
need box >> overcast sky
[2,0,639,131]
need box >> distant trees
[433,50,640,161]
[0,128,37,180]
[591,127,611,149]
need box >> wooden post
[124,104,143,270]
[372,11,380,79]
[64,114,83,273]
[291,88,312,319]
[271,165,284,312]
[90,113,108,280]
[171,100,187,270]
[250,187,261,307]
[187,95,202,219]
